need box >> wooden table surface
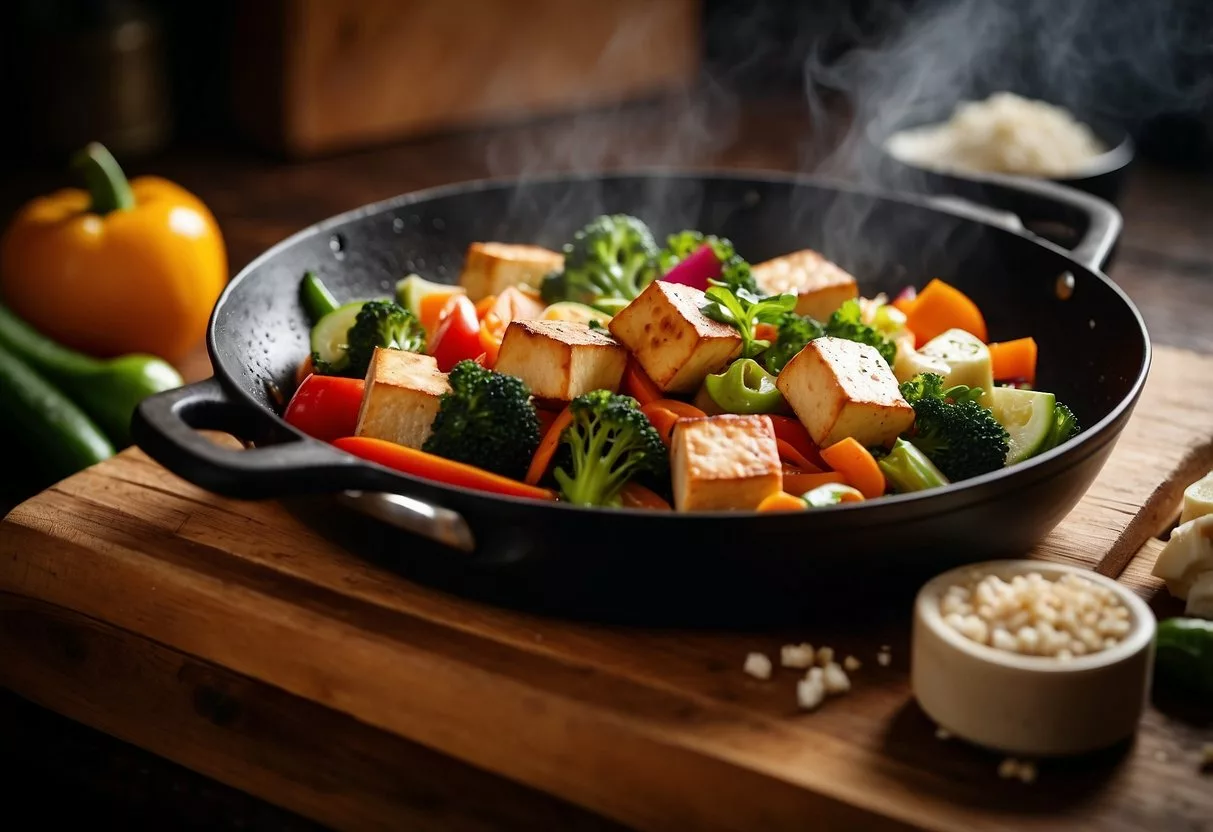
[2,93,1213,829]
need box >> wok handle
[932,172,1123,271]
[131,378,475,552]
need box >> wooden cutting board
[2,345,1211,832]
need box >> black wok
[132,171,1149,622]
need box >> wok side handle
[131,378,475,552]
[939,173,1123,271]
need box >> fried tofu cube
[776,336,915,448]
[608,281,742,394]
[671,414,783,512]
[752,249,859,321]
[355,347,451,449]
[459,242,564,301]
[493,319,627,402]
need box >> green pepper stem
[72,142,135,214]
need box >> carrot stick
[819,437,886,499]
[640,404,681,447]
[988,337,1038,384]
[332,436,557,501]
[536,407,560,436]
[783,470,846,496]
[904,278,988,346]
[646,399,706,420]
[757,492,808,512]
[768,415,827,470]
[619,482,672,510]
[525,405,573,485]
[622,358,663,406]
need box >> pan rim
[207,168,1151,521]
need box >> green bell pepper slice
[703,358,785,414]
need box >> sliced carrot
[295,354,314,389]
[478,313,504,368]
[646,399,706,420]
[767,415,827,470]
[332,436,557,501]
[819,437,886,499]
[622,357,663,406]
[904,278,988,346]
[619,482,672,510]
[640,404,681,447]
[474,294,498,320]
[755,322,780,343]
[757,491,808,512]
[988,337,1038,384]
[783,470,846,496]
[526,405,573,485]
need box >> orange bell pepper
[0,143,227,362]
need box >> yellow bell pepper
[0,143,227,363]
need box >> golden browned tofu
[775,336,914,448]
[752,249,858,321]
[459,242,564,301]
[493,319,628,402]
[608,281,742,394]
[671,414,783,511]
[355,347,451,449]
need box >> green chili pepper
[803,483,865,507]
[1155,617,1213,695]
[703,358,785,414]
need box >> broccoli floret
[540,215,660,313]
[877,438,950,493]
[824,300,897,367]
[333,300,426,379]
[1039,402,1080,452]
[552,389,668,507]
[762,312,825,374]
[658,230,758,295]
[899,373,1010,482]
[422,360,540,480]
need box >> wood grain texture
[1,345,1211,831]
[231,0,702,157]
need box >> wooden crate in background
[230,0,703,158]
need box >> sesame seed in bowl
[912,560,1156,757]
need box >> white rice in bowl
[885,92,1108,178]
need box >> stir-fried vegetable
[703,358,785,414]
[551,389,668,507]
[763,312,824,374]
[899,373,1010,482]
[540,214,660,314]
[701,285,797,359]
[657,230,758,295]
[877,438,950,493]
[422,359,541,480]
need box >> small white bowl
[912,560,1156,757]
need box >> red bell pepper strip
[283,374,364,442]
[333,436,557,501]
[429,295,482,372]
[767,415,827,471]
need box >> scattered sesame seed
[1017,762,1038,784]
[998,758,1020,779]
[876,650,892,667]
[935,727,951,741]
[743,652,772,680]
[843,655,861,672]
